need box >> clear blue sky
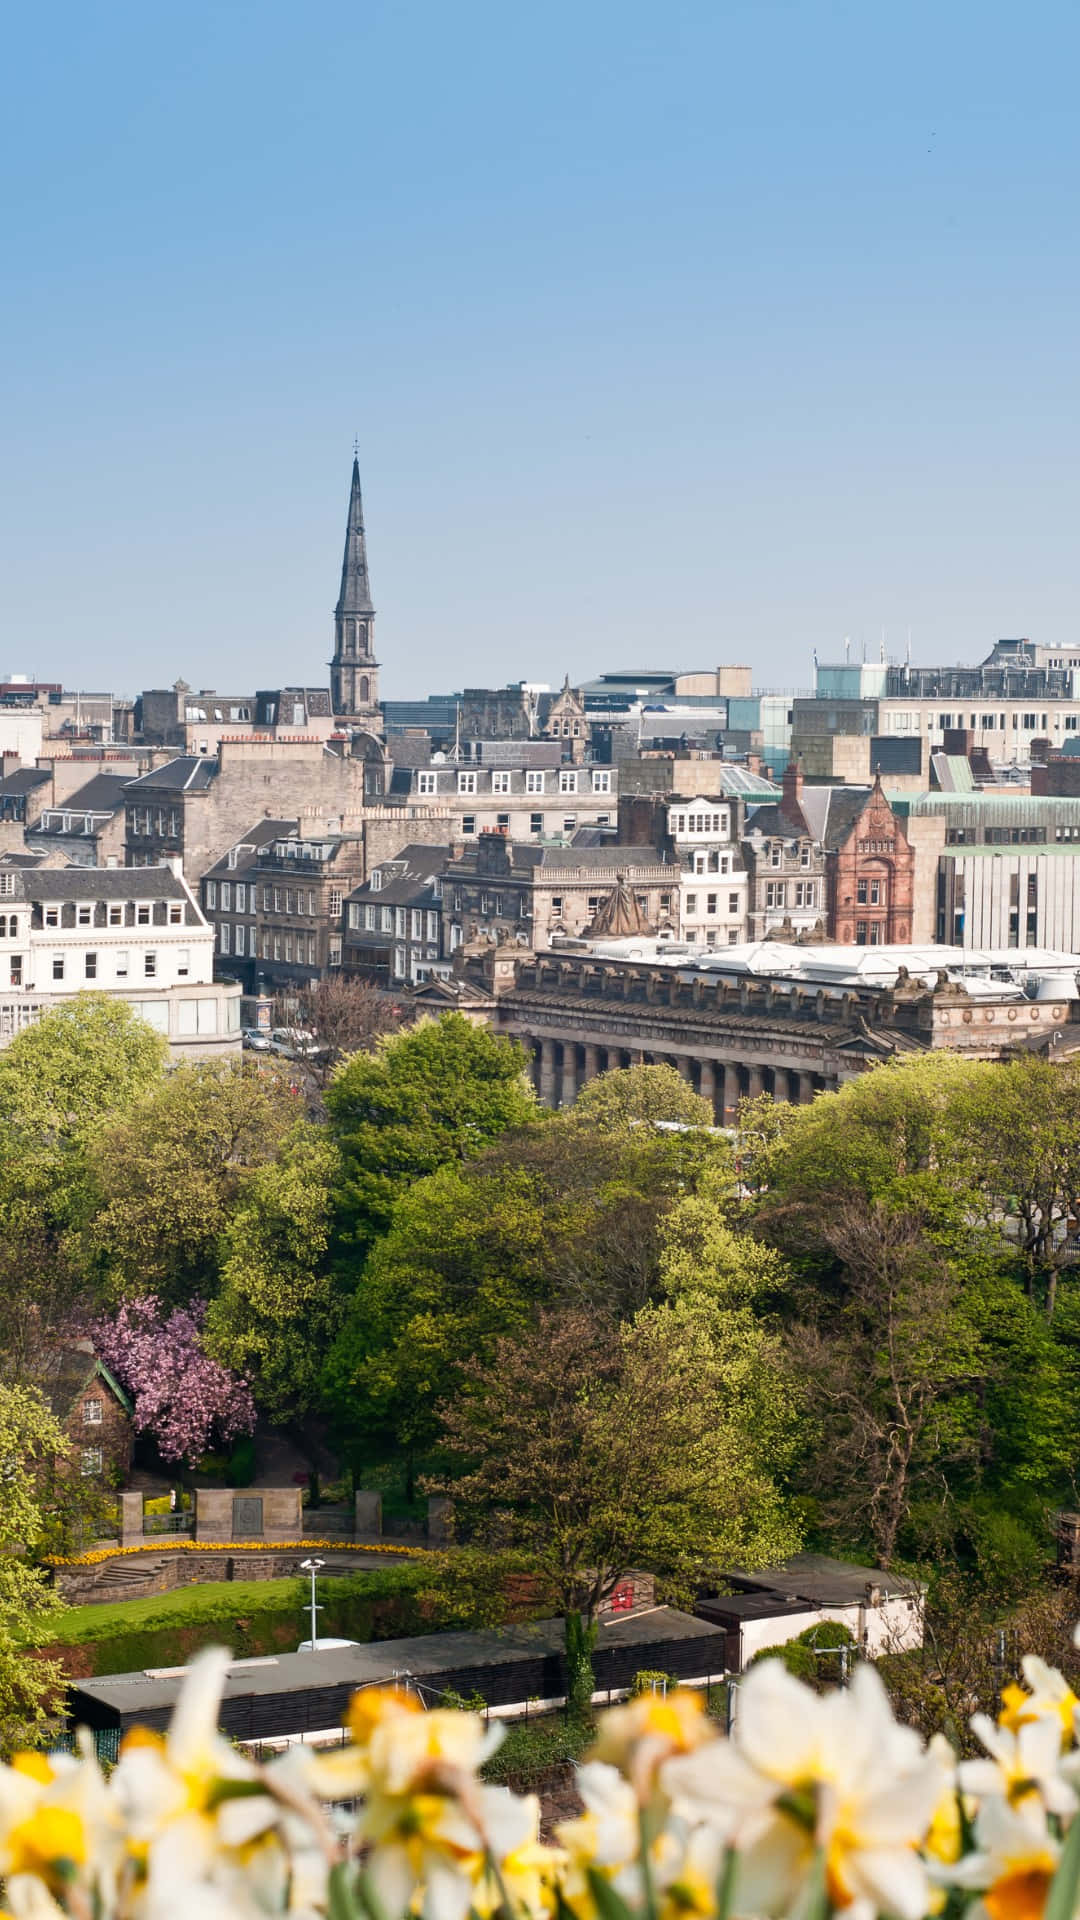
[2,0,1077,699]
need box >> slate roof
[797,785,872,849]
[14,868,190,902]
[42,774,131,814]
[203,821,299,880]
[124,757,217,793]
[41,1345,133,1422]
[536,844,673,872]
[348,845,450,905]
[0,768,51,796]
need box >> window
[285,889,294,915]
[524,771,545,795]
[418,771,437,796]
[329,887,342,916]
[284,933,294,962]
[114,950,128,979]
[77,904,92,927]
[427,910,439,942]
[144,952,157,977]
[84,952,97,980]
[137,904,150,925]
[769,844,782,867]
[491,771,511,794]
[462,814,476,835]
[458,771,477,794]
[329,936,342,966]
[380,906,393,932]
[497,812,509,831]
[707,893,718,914]
[82,1397,102,1425]
[235,924,245,956]
[221,882,232,911]
[273,934,282,961]
[175,947,189,976]
[9,955,21,986]
[563,816,576,833]
[591,770,611,793]
[530,812,543,835]
[52,954,64,981]
[800,845,812,868]
[262,887,272,910]
[273,888,282,912]
[550,894,563,914]
[236,883,246,912]
[411,909,423,940]
[220,922,231,954]
[559,770,578,794]
[685,893,698,914]
[856,921,868,945]
[393,945,406,977]
[109,903,124,925]
[81,1448,103,1477]
[857,879,867,905]
[44,906,59,927]
[795,882,816,909]
[765,882,786,910]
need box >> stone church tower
[330,457,382,730]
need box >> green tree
[0,998,169,1382]
[81,1060,302,1304]
[0,1386,68,1755]
[322,1104,731,1481]
[436,1301,800,1717]
[204,1127,342,1468]
[0,993,168,1150]
[572,1061,715,1131]
[325,1014,538,1260]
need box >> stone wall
[195,1487,302,1543]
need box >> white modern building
[0,865,241,1058]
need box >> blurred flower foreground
[7,1638,1080,1920]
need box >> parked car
[268,1027,324,1061]
[241,1027,272,1052]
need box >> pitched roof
[124,757,217,793]
[41,1345,133,1421]
[14,867,190,902]
[203,820,300,879]
[0,767,51,796]
[44,773,131,813]
[795,785,873,849]
[348,844,450,904]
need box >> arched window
[359,676,370,705]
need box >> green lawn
[38,1575,313,1646]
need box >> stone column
[539,1037,558,1105]
[722,1063,741,1124]
[120,1490,144,1547]
[355,1491,383,1539]
[675,1055,694,1082]
[583,1043,602,1083]
[561,1046,578,1106]
[797,1073,817,1103]
[771,1067,793,1104]
[747,1064,765,1100]
[698,1059,717,1117]
[427,1497,454,1547]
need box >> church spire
[330,455,381,726]
[335,455,375,616]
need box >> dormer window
[0,874,14,898]
[44,905,59,928]
[370,870,382,891]
[77,904,92,926]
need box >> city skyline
[3,0,1079,697]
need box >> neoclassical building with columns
[476,945,1080,1124]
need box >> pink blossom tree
[93,1296,256,1467]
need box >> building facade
[343,846,448,985]
[0,866,240,1057]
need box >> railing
[143,1512,194,1536]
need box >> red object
[609,1582,634,1613]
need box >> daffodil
[662,1661,942,1920]
[590,1691,716,1804]
[999,1659,1080,1747]
[944,1795,1060,1920]
[961,1713,1076,1818]
[0,1743,114,1909]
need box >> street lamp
[300,1557,325,1650]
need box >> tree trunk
[565,1610,598,1724]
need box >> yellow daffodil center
[7,1806,86,1878]
[985,1867,1055,1920]
[11,1753,55,1784]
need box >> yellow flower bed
[45,1538,430,1568]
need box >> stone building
[343,845,449,986]
[742,763,828,941]
[390,756,619,844]
[799,776,916,946]
[251,831,366,989]
[43,1341,133,1483]
[440,833,679,954]
[486,943,1080,1118]
[200,819,300,993]
[26,773,130,867]
[123,737,382,883]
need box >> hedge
[34,1566,441,1679]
